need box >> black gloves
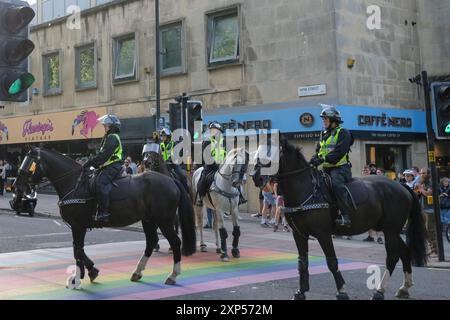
[310,154,324,167]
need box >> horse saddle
[323,175,369,209]
[87,168,131,202]
[344,179,369,208]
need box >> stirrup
[95,211,110,222]
[336,215,351,228]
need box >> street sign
[298,84,327,97]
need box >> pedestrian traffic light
[187,100,203,142]
[431,82,450,139]
[0,0,35,102]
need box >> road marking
[0,232,72,240]
[53,220,61,226]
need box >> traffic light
[431,82,450,139]
[0,0,35,102]
[187,100,203,142]
[169,102,183,131]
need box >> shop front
[0,107,108,170]
[204,102,427,213]
[0,109,155,171]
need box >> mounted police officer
[310,105,354,227]
[196,121,246,206]
[159,127,188,191]
[83,114,123,223]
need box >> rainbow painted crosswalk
[0,241,371,300]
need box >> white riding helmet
[98,114,121,129]
[160,127,172,136]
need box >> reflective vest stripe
[101,134,123,168]
[318,127,349,168]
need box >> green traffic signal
[445,122,450,134]
[8,73,35,94]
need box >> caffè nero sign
[218,119,272,130]
[358,113,412,128]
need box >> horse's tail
[174,179,196,256]
[402,184,427,267]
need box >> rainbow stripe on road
[0,241,370,300]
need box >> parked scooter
[9,185,38,217]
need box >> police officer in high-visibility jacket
[83,114,123,222]
[196,121,247,206]
[310,105,354,227]
[159,127,188,192]
[196,121,226,206]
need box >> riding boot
[335,189,352,228]
[96,209,111,223]
[96,183,111,223]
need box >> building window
[75,43,96,89]
[160,21,184,75]
[207,8,240,66]
[43,52,62,95]
[113,34,137,82]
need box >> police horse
[192,148,249,262]
[142,142,194,252]
[252,139,427,300]
[14,148,196,289]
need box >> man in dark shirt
[83,114,123,222]
[310,105,354,227]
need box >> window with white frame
[75,43,96,89]
[160,21,184,75]
[113,34,137,82]
[207,8,240,66]
[43,52,61,95]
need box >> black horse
[252,139,427,300]
[14,147,196,289]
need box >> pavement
[1,190,449,269]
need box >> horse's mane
[283,140,309,166]
[37,147,80,167]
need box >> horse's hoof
[88,267,99,283]
[66,276,82,290]
[336,292,350,300]
[220,254,230,262]
[231,248,240,258]
[395,288,410,299]
[165,278,176,285]
[372,291,385,300]
[293,291,306,300]
[216,248,222,254]
[200,245,207,252]
[130,273,142,282]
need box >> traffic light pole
[421,71,445,262]
[155,0,161,130]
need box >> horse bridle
[19,149,82,191]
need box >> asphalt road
[1,210,449,300]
